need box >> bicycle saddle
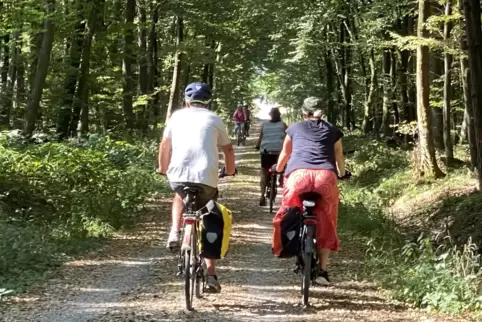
[183,186,200,194]
[300,192,320,208]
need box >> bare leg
[206,259,216,275]
[171,193,184,232]
[318,248,330,271]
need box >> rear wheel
[302,249,312,307]
[193,228,203,299]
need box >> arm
[158,137,172,174]
[255,126,263,150]
[217,119,236,175]
[276,135,293,173]
[334,139,346,177]
[221,144,236,175]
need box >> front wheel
[269,174,277,213]
[302,250,312,307]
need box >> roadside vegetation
[338,132,482,317]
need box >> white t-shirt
[163,107,231,188]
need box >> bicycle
[235,122,246,146]
[293,170,352,307]
[175,168,236,311]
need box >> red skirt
[274,169,340,251]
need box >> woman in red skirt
[273,97,346,285]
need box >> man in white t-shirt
[158,82,235,293]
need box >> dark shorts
[260,153,280,169]
[170,182,219,210]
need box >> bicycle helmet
[184,82,212,105]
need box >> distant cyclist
[243,104,251,137]
[232,106,246,137]
[255,107,287,206]
[274,97,346,285]
[158,82,236,293]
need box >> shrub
[0,133,166,291]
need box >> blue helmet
[184,82,212,104]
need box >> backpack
[198,200,232,259]
[272,206,302,258]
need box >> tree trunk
[443,0,454,163]
[56,0,85,138]
[416,0,445,178]
[391,49,400,125]
[0,33,10,127]
[165,16,184,123]
[24,0,55,137]
[76,0,102,136]
[463,0,482,188]
[122,0,136,130]
[325,53,335,123]
[432,56,445,150]
[362,48,376,134]
[147,1,159,126]
[407,16,417,122]
[460,38,477,168]
[137,0,148,130]
[381,47,391,135]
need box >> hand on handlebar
[338,169,352,180]
[270,164,284,175]
[218,167,238,178]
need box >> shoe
[166,230,180,249]
[259,196,266,206]
[316,269,330,286]
[206,275,221,293]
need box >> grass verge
[338,131,482,317]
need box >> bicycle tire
[184,249,193,311]
[237,130,241,146]
[193,226,203,298]
[302,249,312,307]
[269,174,277,213]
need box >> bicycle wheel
[237,130,241,146]
[193,226,203,298]
[302,248,312,307]
[183,249,193,311]
[269,174,277,213]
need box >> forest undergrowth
[0,132,167,295]
[339,131,482,317]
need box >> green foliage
[340,133,482,316]
[0,134,166,292]
[366,236,482,315]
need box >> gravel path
[0,121,470,322]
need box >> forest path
[0,120,464,322]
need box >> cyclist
[158,82,236,293]
[274,97,346,285]
[243,104,251,137]
[255,107,287,206]
[232,105,246,137]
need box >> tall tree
[443,0,454,163]
[24,0,56,137]
[463,0,482,189]
[416,0,445,178]
[122,0,136,130]
[165,16,184,122]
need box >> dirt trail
[1,121,467,322]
